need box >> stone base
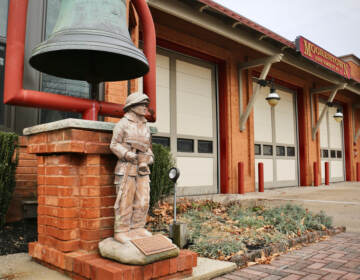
[29,242,197,280]
[99,237,180,265]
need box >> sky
[213,0,360,58]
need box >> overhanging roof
[148,0,360,95]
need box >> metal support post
[311,83,347,140]
[239,53,283,131]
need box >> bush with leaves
[0,132,18,228]
[149,143,175,210]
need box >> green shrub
[149,143,175,210]
[0,132,18,228]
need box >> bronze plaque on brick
[131,235,177,256]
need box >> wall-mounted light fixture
[257,79,281,107]
[333,109,343,123]
[266,86,280,107]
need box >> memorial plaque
[131,235,177,256]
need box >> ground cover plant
[146,200,333,263]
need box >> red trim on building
[297,88,308,186]
[343,104,352,181]
[156,38,229,193]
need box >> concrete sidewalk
[216,232,360,280]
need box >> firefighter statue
[110,92,154,243]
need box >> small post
[168,167,187,248]
[325,162,329,186]
[238,162,244,194]
[313,162,319,186]
[258,162,264,192]
[357,162,360,182]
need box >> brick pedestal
[25,120,196,279]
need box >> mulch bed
[0,219,37,255]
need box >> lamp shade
[266,88,280,107]
[333,109,343,123]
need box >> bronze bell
[29,0,149,82]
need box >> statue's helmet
[123,92,150,112]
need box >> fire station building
[2,0,360,214]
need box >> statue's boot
[114,232,132,243]
[130,228,152,239]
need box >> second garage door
[254,84,299,188]
[319,102,345,182]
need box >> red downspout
[132,0,156,122]
[4,0,155,122]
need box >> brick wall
[6,136,37,223]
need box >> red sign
[296,36,351,79]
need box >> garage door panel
[330,160,344,180]
[328,107,342,149]
[177,157,214,187]
[139,54,170,134]
[319,103,329,148]
[275,90,295,145]
[276,159,296,182]
[176,61,213,138]
[254,86,272,143]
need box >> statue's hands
[125,151,137,164]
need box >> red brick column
[26,125,196,279]
[28,129,115,255]
[7,136,38,222]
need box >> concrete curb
[185,257,237,280]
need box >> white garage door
[254,84,298,188]
[140,50,218,196]
[319,103,345,182]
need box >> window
[337,150,342,158]
[287,147,295,157]
[0,1,8,38]
[263,145,273,156]
[330,150,336,158]
[41,0,90,123]
[152,136,170,148]
[321,149,329,158]
[254,144,261,155]
[198,140,213,153]
[177,138,194,153]
[0,1,9,126]
[276,146,285,156]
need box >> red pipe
[258,162,264,192]
[132,0,156,122]
[238,162,244,194]
[357,162,360,182]
[325,162,329,186]
[313,162,319,187]
[4,0,155,121]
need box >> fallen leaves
[147,200,333,266]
